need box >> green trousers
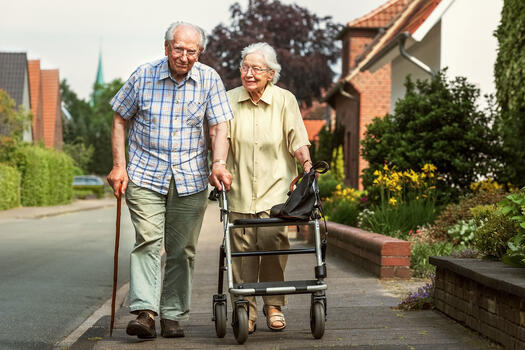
[125,179,207,321]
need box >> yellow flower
[389,197,397,206]
[422,163,437,173]
[383,164,389,171]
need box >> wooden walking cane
[110,184,123,337]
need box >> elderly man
[107,21,233,339]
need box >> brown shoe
[126,311,156,339]
[160,318,185,338]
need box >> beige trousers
[229,211,289,322]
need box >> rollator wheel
[310,301,325,339]
[232,305,249,344]
[214,302,227,338]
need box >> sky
[0,0,386,100]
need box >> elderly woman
[225,42,312,334]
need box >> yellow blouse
[226,83,310,213]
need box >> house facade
[324,0,502,189]
[363,0,503,111]
[324,0,410,188]
[0,52,33,142]
[0,52,63,149]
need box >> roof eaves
[412,0,453,41]
[361,32,411,72]
[342,3,416,84]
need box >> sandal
[248,320,256,334]
[263,306,286,331]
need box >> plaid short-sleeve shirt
[111,58,233,196]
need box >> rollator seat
[232,280,327,296]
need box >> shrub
[447,219,477,247]
[73,185,104,199]
[503,234,525,267]
[324,199,359,227]
[410,241,455,277]
[317,171,340,199]
[360,200,437,239]
[500,188,525,266]
[0,163,20,210]
[494,0,525,187]
[14,146,74,206]
[323,184,364,227]
[473,212,519,259]
[429,188,506,240]
[361,72,503,203]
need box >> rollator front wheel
[232,305,248,344]
[214,302,227,338]
[310,301,325,339]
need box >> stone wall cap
[430,256,525,298]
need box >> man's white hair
[164,22,207,51]
[240,42,281,84]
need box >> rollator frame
[211,178,328,344]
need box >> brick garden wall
[297,221,411,279]
[430,257,525,350]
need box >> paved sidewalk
[0,197,116,222]
[70,202,501,350]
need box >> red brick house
[323,0,411,189]
[27,59,63,149]
[301,99,335,142]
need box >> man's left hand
[209,164,232,191]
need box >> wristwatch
[212,159,226,166]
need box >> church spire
[91,47,105,105]
[95,50,104,87]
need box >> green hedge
[15,146,74,206]
[0,163,21,210]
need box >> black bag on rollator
[270,161,329,220]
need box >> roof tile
[348,0,412,28]
[0,52,28,105]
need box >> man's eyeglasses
[240,65,272,74]
[168,41,199,58]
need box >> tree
[494,0,525,187]
[200,0,342,107]
[0,89,32,143]
[360,72,503,203]
[60,78,123,175]
[87,79,124,174]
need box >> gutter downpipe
[338,84,355,99]
[398,32,435,77]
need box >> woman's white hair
[240,42,281,84]
[164,22,207,51]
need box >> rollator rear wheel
[310,301,325,339]
[214,302,227,338]
[232,305,248,344]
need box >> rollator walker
[210,169,328,345]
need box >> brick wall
[351,65,392,188]
[431,259,525,349]
[297,221,411,279]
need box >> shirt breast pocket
[185,101,206,129]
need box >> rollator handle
[208,181,227,201]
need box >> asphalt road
[0,206,135,350]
